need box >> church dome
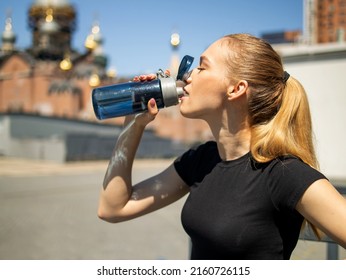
[84,21,103,50]
[40,19,59,34]
[33,0,70,7]
[2,17,16,43]
[2,29,16,43]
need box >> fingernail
[149,98,156,108]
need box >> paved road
[0,157,345,260]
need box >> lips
[182,87,189,97]
[179,89,189,102]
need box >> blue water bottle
[92,55,194,120]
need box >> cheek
[197,73,227,92]
[179,85,227,118]
[179,74,229,117]
[201,78,228,105]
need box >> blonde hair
[222,34,320,237]
[222,34,318,169]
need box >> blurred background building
[263,0,346,44]
[304,0,346,44]
[0,0,116,120]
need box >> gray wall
[0,114,187,163]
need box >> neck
[215,127,251,161]
[207,110,251,161]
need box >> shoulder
[188,140,218,153]
[176,141,219,163]
[268,155,323,180]
[265,155,327,210]
[174,141,221,186]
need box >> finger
[134,74,157,82]
[147,74,157,80]
[140,74,157,81]
[134,98,159,125]
[147,98,159,115]
[139,75,147,81]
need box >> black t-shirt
[174,141,326,260]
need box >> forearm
[98,118,146,219]
[98,98,159,222]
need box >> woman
[97,34,346,259]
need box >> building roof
[274,42,346,63]
[0,51,36,68]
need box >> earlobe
[227,80,248,100]
[227,91,235,101]
[227,86,235,100]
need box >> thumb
[134,98,159,125]
[148,98,159,115]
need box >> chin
[180,107,203,120]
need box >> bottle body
[91,55,194,120]
[92,77,184,120]
[92,80,166,119]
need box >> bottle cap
[176,55,194,81]
[160,55,194,107]
[160,77,180,107]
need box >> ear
[227,80,248,101]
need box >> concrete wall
[0,114,187,163]
[8,137,66,162]
[0,114,119,162]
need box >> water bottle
[92,55,194,120]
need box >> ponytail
[250,76,319,169]
[221,34,318,168]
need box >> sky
[0,0,304,76]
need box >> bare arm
[97,99,189,223]
[296,179,346,248]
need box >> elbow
[97,208,113,223]
[97,206,127,224]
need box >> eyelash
[182,67,205,81]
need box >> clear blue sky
[0,0,303,76]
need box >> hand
[135,98,159,125]
[123,70,170,127]
[133,70,170,82]
[133,74,157,82]
[123,98,159,127]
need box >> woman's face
[179,39,232,120]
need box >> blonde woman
[98,34,346,259]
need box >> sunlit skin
[179,41,231,121]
